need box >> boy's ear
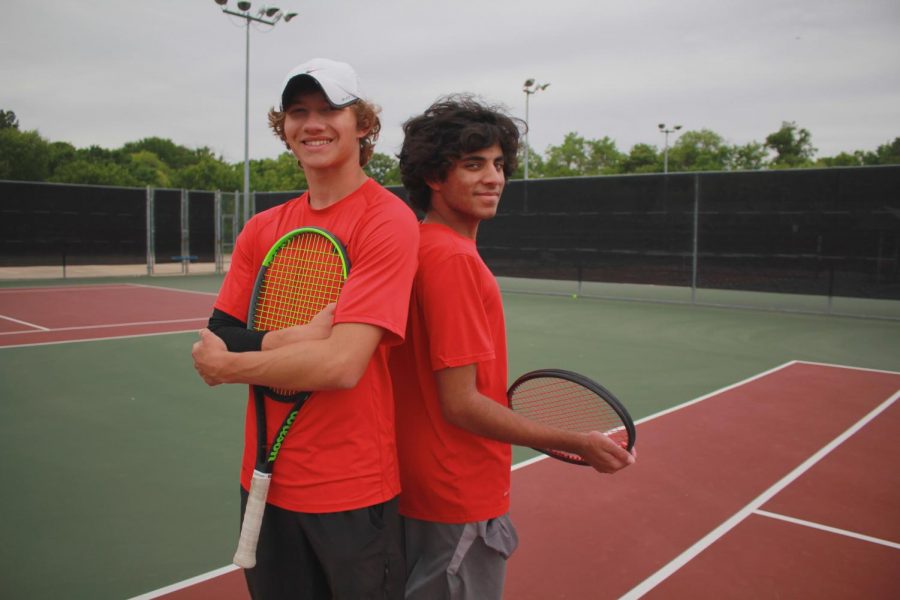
[425,178,442,193]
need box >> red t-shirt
[215,179,419,513]
[391,223,510,523]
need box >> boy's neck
[306,164,369,209]
[423,209,479,240]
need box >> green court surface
[1,274,899,599]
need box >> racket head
[508,368,636,464]
[246,227,350,401]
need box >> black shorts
[239,489,405,600]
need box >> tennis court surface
[130,362,898,600]
[1,278,897,599]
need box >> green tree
[512,143,545,179]
[174,154,241,191]
[815,151,865,167]
[728,142,768,170]
[48,159,139,186]
[48,141,77,174]
[621,143,659,173]
[365,152,401,185]
[250,152,308,192]
[765,121,816,168]
[861,137,900,165]
[668,129,733,172]
[126,150,173,187]
[585,136,624,175]
[0,128,52,181]
[121,137,200,170]
[1,109,19,130]
[543,132,590,177]
[542,132,623,177]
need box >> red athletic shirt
[215,179,419,513]
[391,223,511,523]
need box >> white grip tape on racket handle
[233,470,272,569]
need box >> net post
[214,190,224,275]
[691,174,700,305]
[826,258,835,315]
[180,189,190,274]
[146,186,156,276]
[233,189,241,236]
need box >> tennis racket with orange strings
[232,226,350,569]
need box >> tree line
[1,109,898,192]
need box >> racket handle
[233,470,272,569]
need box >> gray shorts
[402,514,519,600]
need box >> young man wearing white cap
[192,58,418,599]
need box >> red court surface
[0,284,214,347]
[131,361,899,600]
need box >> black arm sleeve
[207,308,266,352]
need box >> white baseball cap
[280,58,361,110]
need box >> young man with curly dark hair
[390,95,635,599]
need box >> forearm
[208,322,380,390]
[443,389,591,455]
[207,309,265,352]
[436,365,634,472]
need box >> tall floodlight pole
[658,123,682,174]
[522,79,549,180]
[213,1,297,224]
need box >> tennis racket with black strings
[232,226,350,569]
[508,368,636,465]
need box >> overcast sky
[2,0,899,165]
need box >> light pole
[658,123,682,174]
[522,79,549,180]
[213,1,297,224]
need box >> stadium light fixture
[213,1,297,225]
[523,79,550,180]
[658,123,682,174]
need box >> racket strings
[512,378,629,447]
[252,234,347,396]
[254,236,345,331]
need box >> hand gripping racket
[508,369,635,465]
[233,227,350,569]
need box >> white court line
[0,313,50,330]
[128,282,218,297]
[127,564,240,600]
[0,316,208,337]
[0,328,205,349]
[0,284,140,293]
[754,509,900,550]
[619,390,899,599]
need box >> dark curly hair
[399,95,524,212]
